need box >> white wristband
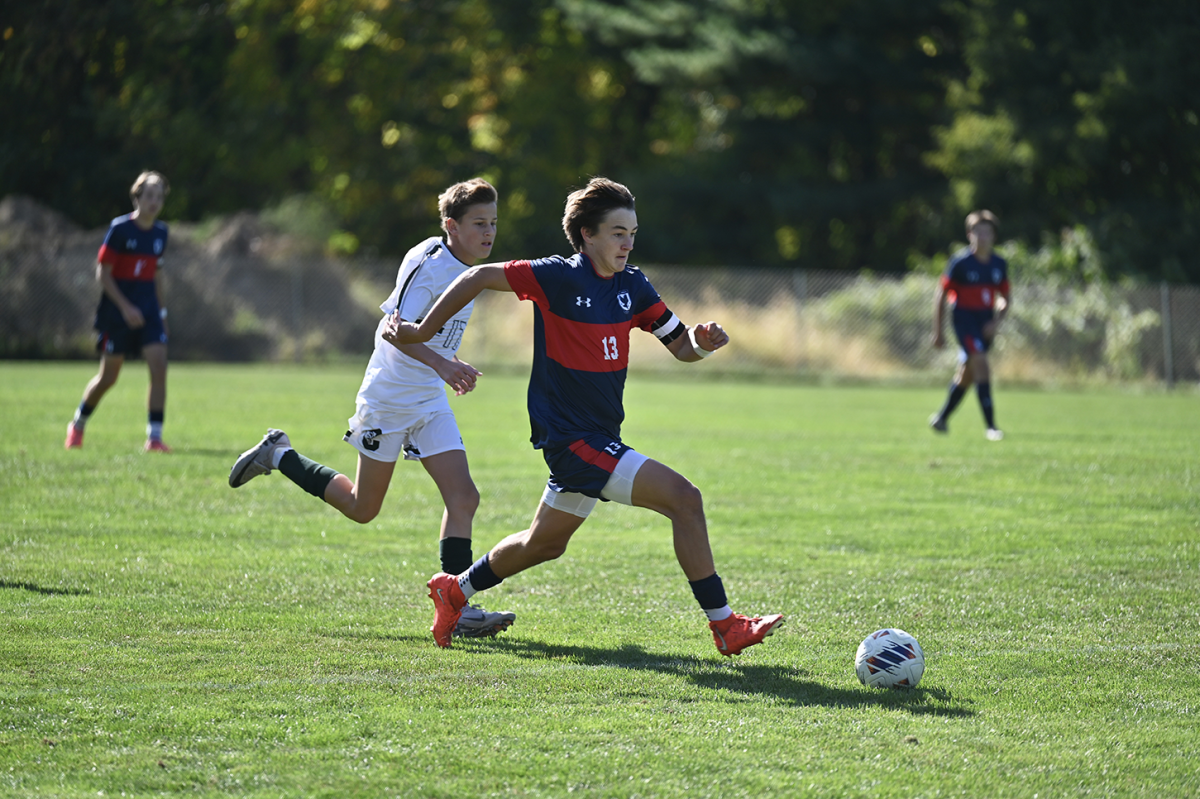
[688,326,714,358]
[159,307,168,319]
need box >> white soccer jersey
[354,237,476,411]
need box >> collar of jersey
[579,252,618,280]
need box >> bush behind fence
[2,202,1197,385]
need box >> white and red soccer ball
[855,628,925,689]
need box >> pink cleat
[427,572,468,647]
[144,439,172,453]
[64,424,84,450]
[710,612,785,657]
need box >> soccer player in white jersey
[386,177,784,656]
[228,178,515,639]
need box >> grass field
[1,361,1197,797]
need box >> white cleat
[229,428,291,487]
[453,603,516,638]
[986,428,1004,441]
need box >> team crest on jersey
[154,239,164,254]
[617,291,632,312]
[361,428,383,452]
[993,268,1002,283]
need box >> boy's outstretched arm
[383,264,512,345]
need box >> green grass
[1,361,1198,797]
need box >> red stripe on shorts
[567,439,620,473]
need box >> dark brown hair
[438,178,498,229]
[562,177,635,251]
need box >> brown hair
[964,209,999,236]
[130,171,169,203]
[562,177,635,252]
[438,178,498,230]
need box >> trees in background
[1,0,1197,280]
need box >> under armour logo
[576,296,591,307]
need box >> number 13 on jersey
[601,335,619,361]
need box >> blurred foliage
[934,0,1200,283]
[1,0,1197,280]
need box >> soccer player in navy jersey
[384,177,784,656]
[930,209,1010,441]
[65,172,173,452]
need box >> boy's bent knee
[344,505,381,524]
[674,479,704,514]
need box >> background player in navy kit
[386,177,784,657]
[65,171,173,452]
[228,179,515,639]
[930,209,1010,441]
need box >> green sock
[278,450,339,500]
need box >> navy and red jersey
[98,214,169,286]
[940,249,1009,313]
[504,253,684,450]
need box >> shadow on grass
[0,580,90,596]
[471,637,972,717]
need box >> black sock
[73,402,95,426]
[976,382,996,428]
[688,573,728,611]
[937,382,967,421]
[464,553,503,592]
[440,537,474,575]
[278,450,340,500]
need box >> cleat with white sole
[229,428,291,487]
[453,604,516,638]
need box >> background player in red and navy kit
[930,209,1010,441]
[385,177,784,657]
[64,171,173,452]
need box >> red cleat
[64,424,84,450]
[144,439,172,453]
[428,572,467,647]
[710,612,785,657]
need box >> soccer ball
[855,628,924,689]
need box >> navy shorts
[543,434,633,500]
[952,309,994,357]
[94,298,168,358]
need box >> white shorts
[541,449,649,518]
[343,401,464,463]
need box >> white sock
[271,446,293,469]
[704,605,733,622]
[147,421,163,440]
[457,573,478,600]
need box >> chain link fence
[2,197,1197,384]
[463,267,1200,385]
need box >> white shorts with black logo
[344,400,464,463]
